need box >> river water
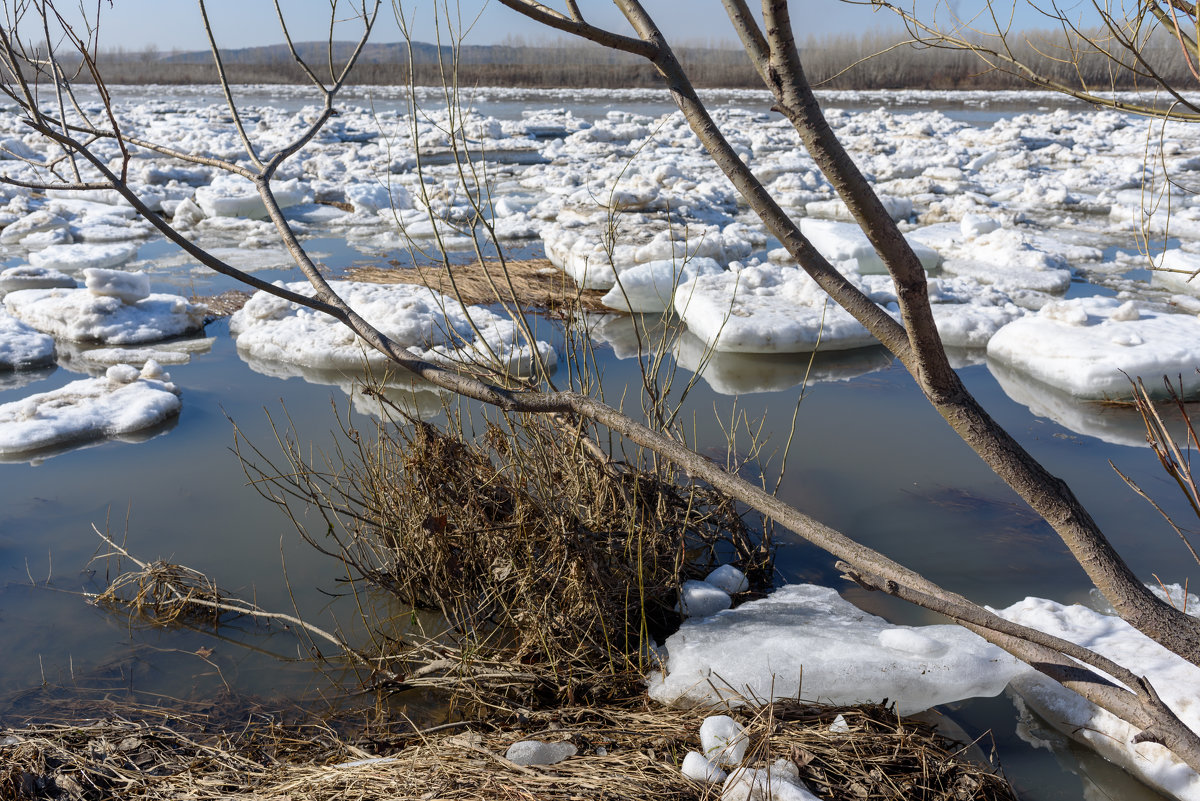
[0,85,1195,801]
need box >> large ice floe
[986,296,1200,400]
[229,279,556,377]
[0,361,180,458]
[649,583,1024,715]
[673,262,886,354]
[4,268,207,345]
[995,594,1200,801]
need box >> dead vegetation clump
[0,697,1016,801]
[344,258,609,313]
[236,401,767,707]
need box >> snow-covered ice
[674,263,886,354]
[682,750,728,783]
[676,579,732,619]
[995,596,1200,801]
[987,297,1200,400]
[0,266,75,294]
[700,715,749,766]
[0,362,181,457]
[705,565,749,594]
[0,310,55,370]
[230,280,556,377]
[5,269,207,345]
[28,242,138,273]
[650,583,1024,715]
[799,218,940,274]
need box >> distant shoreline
[79,35,1192,92]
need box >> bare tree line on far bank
[58,28,1200,91]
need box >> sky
[59,1,1072,53]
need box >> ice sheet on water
[994,597,1200,801]
[649,583,1023,715]
[0,362,180,458]
[986,296,1200,400]
[5,273,206,345]
[230,280,556,379]
[195,174,311,219]
[28,243,139,273]
[674,262,887,354]
[0,266,75,295]
[599,256,723,313]
[798,218,940,275]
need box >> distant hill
[156,40,638,67]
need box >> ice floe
[650,583,1024,715]
[0,362,180,458]
[5,268,207,345]
[987,297,1200,400]
[674,263,887,354]
[995,596,1200,801]
[230,280,556,378]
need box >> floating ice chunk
[504,740,576,766]
[674,263,884,354]
[700,715,749,766]
[920,276,1026,349]
[84,268,150,304]
[682,750,728,783]
[1153,248,1200,296]
[961,213,1001,239]
[0,266,75,294]
[806,194,912,222]
[878,628,948,657]
[195,174,311,219]
[5,284,206,345]
[0,210,70,245]
[344,182,393,213]
[171,197,206,227]
[600,257,723,313]
[705,565,749,594]
[722,766,821,801]
[230,280,555,378]
[995,597,1200,801]
[0,311,55,370]
[0,370,180,457]
[28,243,138,273]
[676,580,732,619]
[60,340,210,374]
[987,296,1200,400]
[799,218,940,274]
[649,583,1023,714]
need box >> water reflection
[673,330,894,395]
[237,351,447,421]
[988,359,1170,448]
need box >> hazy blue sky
[72,1,1066,52]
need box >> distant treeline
[70,32,1200,90]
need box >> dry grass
[344,258,610,313]
[0,697,1016,801]
[236,402,766,708]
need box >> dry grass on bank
[344,258,609,313]
[1,696,1016,801]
